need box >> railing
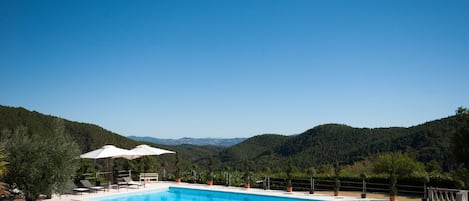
[262,177,425,197]
[428,187,468,201]
[183,172,467,201]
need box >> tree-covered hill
[215,116,461,172]
[218,134,289,162]
[0,105,139,152]
[0,105,217,168]
[0,105,463,174]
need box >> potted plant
[306,167,316,194]
[412,170,429,201]
[207,156,214,186]
[360,173,367,198]
[243,160,251,189]
[286,158,293,192]
[389,172,397,201]
[175,152,181,183]
[191,165,198,184]
[333,161,341,196]
[224,166,231,187]
[333,179,340,196]
[262,166,271,190]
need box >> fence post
[267,176,270,190]
[361,179,367,198]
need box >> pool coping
[50,182,387,201]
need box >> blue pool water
[92,187,320,201]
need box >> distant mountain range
[128,136,246,147]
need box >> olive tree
[373,151,425,196]
[453,107,469,170]
[0,148,9,197]
[4,119,80,201]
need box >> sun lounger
[118,177,141,189]
[69,181,89,195]
[80,180,105,193]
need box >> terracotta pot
[175,178,181,183]
[207,180,213,186]
[286,186,293,192]
[244,183,250,188]
[390,195,396,201]
[334,191,339,196]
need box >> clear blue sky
[1,0,468,139]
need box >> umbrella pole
[143,156,146,187]
[107,158,111,189]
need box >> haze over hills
[0,105,464,173]
[128,136,246,147]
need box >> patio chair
[68,181,89,195]
[80,180,105,193]
[118,177,141,189]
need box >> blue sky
[1,0,468,139]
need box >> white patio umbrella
[80,145,143,159]
[131,144,175,186]
[131,144,175,156]
[80,145,143,187]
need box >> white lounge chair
[118,177,141,189]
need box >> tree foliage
[453,107,469,170]
[2,119,80,201]
[373,151,426,195]
[2,105,469,189]
[373,151,425,177]
[0,148,9,197]
[0,148,6,177]
[243,160,251,183]
[286,157,293,187]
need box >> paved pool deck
[50,181,387,201]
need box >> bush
[3,120,80,201]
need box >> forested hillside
[0,106,139,152]
[0,106,220,170]
[218,117,459,172]
[220,134,289,161]
[0,105,463,174]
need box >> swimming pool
[91,187,322,201]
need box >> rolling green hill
[0,105,219,171]
[218,134,289,162]
[0,105,463,174]
[213,117,461,172]
[0,106,139,152]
